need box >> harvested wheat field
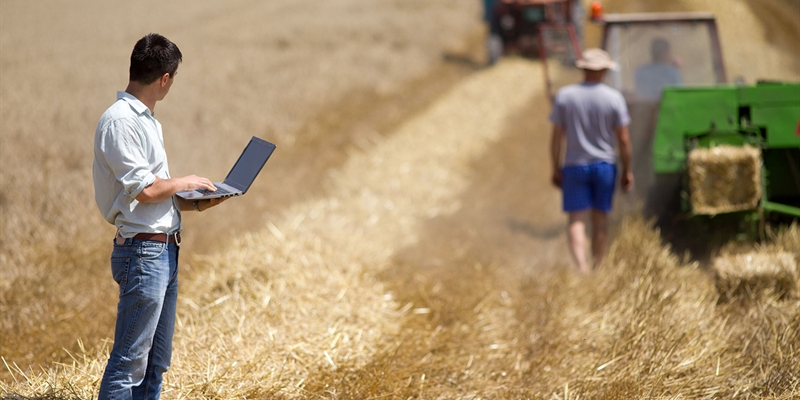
[2,0,799,399]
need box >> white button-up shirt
[93,91,181,238]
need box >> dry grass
[5,217,798,398]
[544,220,798,399]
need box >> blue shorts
[562,162,617,213]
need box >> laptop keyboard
[198,186,231,195]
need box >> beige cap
[575,48,618,71]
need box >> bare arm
[135,175,216,203]
[615,125,634,191]
[550,125,565,188]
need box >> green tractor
[602,13,800,250]
[540,10,800,251]
[594,12,800,248]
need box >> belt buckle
[172,232,181,247]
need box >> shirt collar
[117,91,152,117]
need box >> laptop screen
[224,137,276,191]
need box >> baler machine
[650,82,800,237]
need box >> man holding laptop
[92,33,226,399]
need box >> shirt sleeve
[614,92,631,128]
[98,118,156,199]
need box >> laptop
[177,136,276,200]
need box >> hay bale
[687,145,761,214]
[713,251,798,301]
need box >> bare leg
[591,209,609,268]
[567,211,589,273]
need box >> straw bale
[713,251,798,301]
[687,145,761,214]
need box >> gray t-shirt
[549,82,630,166]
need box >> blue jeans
[99,238,179,400]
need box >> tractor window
[523,7,546,23]
[604,21,720,100]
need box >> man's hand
[620,170,634,192]
[176,175,216,192]
[176,196,229,212]
[197,197,227,212]
[551,169,563,189]
[551,125,565,190]
[614,125,634,193]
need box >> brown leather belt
[131,233,181,243]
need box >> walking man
[549,48,633,273]
[93,33,225,399]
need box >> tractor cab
[539,11,727,103]
[599,12,727,105]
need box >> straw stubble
[164,59,543,397]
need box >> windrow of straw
[511,217,800,398]
[687,145,762,215]
[5,217,797,398]
[1,59,544,398]
[169,58,544,398]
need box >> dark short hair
[129,33,182,84]
[651,37,670,61]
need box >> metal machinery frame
[491,0,581,60]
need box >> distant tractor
[486,0,582,65]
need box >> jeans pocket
[111,256,131,290]
[137,241,167,260]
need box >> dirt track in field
[1,0,799,397]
